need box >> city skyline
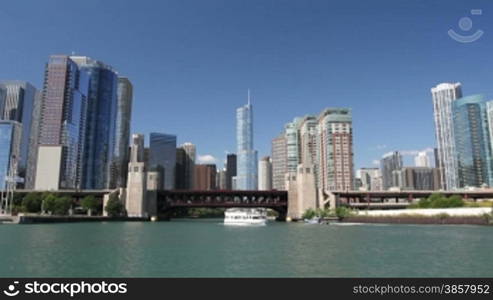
[1,1,493,170]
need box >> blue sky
[0,0,492,169]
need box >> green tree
[446,195,464,208]
[418,193,464,208]
[105,193,125,217]
[81,195,99,216]
[42,193,57,214]
[335,207,353,218]
[22,192,43,213]
[302,208,317,219]
[53,196,72,215]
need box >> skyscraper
[194,164,216,190]
[149,133,177,189]
[181,143,196,190]
[271,134,287,190]
[285,118,302,174]
[236,91,258,190]
[110,77,133,188]
[380,151,403,190]
[70,56,119,190]
[299,116,319,187]
[318,108,354,191]
[175,143,196,190]
[0,81,38,188]
[217,168,227,190]
[35,55,90,190]
[258,156,272,190]
[431,82,462,190]
[225,153,237,190]
[453,95,493,188]
[175,147,186,189]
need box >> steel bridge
[156,190,288,219]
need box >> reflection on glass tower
[70,56,119,190]
[149,133,177,190]
[236,90,258,190]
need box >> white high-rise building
[271,134,287,190]
[258,156,272,190]
[414,151,431,168]
[431,82,462,190]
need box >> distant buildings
[414,151,431,168]
[393,167,440,190]
[258,156,272,190]
[194,164,216,190]
[357,168,382,191]
[431,82,462,190]
[271,134,287,190]
[149,133,177,190]
[380,151,403,190]
[236,91,258,190]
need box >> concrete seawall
[356,207,492,217]
[342,215,489,225]
[17,215,149,224]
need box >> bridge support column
[286,163,317,220]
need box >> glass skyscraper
[236,92,258,190]
[0,121,22,190]
[70,56,119,190]
[149,133,177,190]
[110,77,133,188]
[285,118,302,174]
[226,153,237,190]
[0,81,38,188]
[453,95,493,188]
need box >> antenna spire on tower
[247,89,251,105]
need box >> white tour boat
[224,208,268,226]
